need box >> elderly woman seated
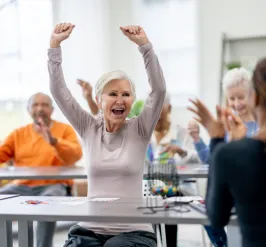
[49,23,166,247]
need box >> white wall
[106,0,199,134]
[199,0,266,111]
[107,0,151,100]
[197,0,266,142]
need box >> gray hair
[222,67,252,92]
[95,70,136,101]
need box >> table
[0,167,241,247]
[0,166,87,180]
[0,196,214,247]
[176,164,209,179]
[0,164,208,181]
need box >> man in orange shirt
[0,92,83,247]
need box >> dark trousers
[157,224,227,247]
[204,225,227,247]
[154,189,227,247]
[165,225,177,247]
[64,224,157,247]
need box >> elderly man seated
[0,92,83,247]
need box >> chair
[142,179,167,247]
[65,185,72,196]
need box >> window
[0,0,52,101]
[0,0,53,139]
[133,0,199,106]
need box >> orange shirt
[0,120,83,186]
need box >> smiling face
[226,85,249,117]
[98,79,134,126]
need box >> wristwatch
[179,150,187,158]
[50,137,58,146]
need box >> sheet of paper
[165,196,203,203]
[21,198,120,206]
[36,198,88,205]
[88,198,120,202]
[193,166,209,171]
[59,201,86,206]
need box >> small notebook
[0,194,20,200]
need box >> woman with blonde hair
[147,92,201,247]
[148,92,200,167]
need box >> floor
[12,223,211,247]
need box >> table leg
[227,225,242,247]
[0,220,13,247]
[160,224,167,247]
[18,220,33,247]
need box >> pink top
[48,43,166,235]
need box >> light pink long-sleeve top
[48,42,166,235]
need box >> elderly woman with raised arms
[48,23,166,247]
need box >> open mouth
[235,107,245,113]
[111,109,125,116]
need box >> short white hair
[222,67,251,92]
[95,70,136,101]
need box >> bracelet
[50,137,58,146]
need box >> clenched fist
[120,25,149,46]
[50,22,75,48]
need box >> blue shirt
[194,121,259,164]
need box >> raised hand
[35,118,57,146]
[50,22,75,48]
[222,108,247,141]
[120,25,149,46]
[188,98,225,138]
[77,79,99,115]
[77,79,93,99]
[187,119,200,142]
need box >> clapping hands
[222,108,247,141]
[188,98,247,141]
[35,118,57,146]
